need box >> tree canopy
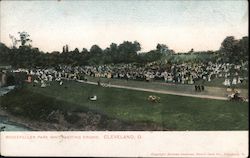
[0,34,248,68]
[219,36,248,63]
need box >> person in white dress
[41,80,46,88]
[232,78,237,85]
[223,78,231,86]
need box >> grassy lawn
[0,80,248,130]
[84,76,248,98]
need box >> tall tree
[88,45,103,65]
[237,36,249,61]
[90,45,103,54]
[156,44,168,54]
[219,36,239,63]
[118,41,141,63]
[73,48,80,54]
[17,31,32,47]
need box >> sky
[0,0,248,53]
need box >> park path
[76,80,230,101]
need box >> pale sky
[0,0,248,53]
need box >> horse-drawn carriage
[227,90,247,102]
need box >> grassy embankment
[0,80,248,130]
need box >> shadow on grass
[0,87,166,131]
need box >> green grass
[163,53,217,63]
[84,76,249,98]
[1,80,248,130]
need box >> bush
[64,113,80,124]
[0,88,62,122]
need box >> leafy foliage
[1,81,248,130]
[0,35,248,68]
[219,36,249,63]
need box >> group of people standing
[10,61,248,89]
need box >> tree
[81,48,88,54]
[17,31,32,47]
[109,43,119,63]
[62,46,65,53]
[88,45,103,65]
[73,48,80,54]
[168,49,175,54]
[77,48,89,65]
[103,47,112,64]
[0,43,11,64]
[219,36,240,63]
[110,43,118,53]
[137,49,164,64]
[237,36,249,61]
[156,44,168,54]
[118,41,141,63]
[2,39,183,67]
[133,41,141,52]
[189,48,194,53]
[90,45,103,54]
[62,45,69,53]
[65,45,69,53]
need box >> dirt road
[77,80,233,101]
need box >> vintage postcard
[0,0,248,157]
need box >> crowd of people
[11,61,248,88]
